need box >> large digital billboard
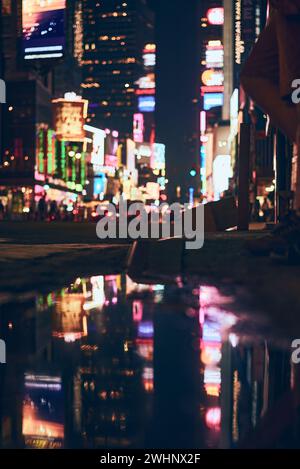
[203,92,224,111]
[22,0,66,60]
[104,130,119,168]
[52,94,88,142]
[138,96,155,113]
[84,125,106,166]
[22,373,64,449]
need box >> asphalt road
[0,221,129,244]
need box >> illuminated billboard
[126,138,136,172]
[202,69,224,87]
[207,8,224,25]
[135,73,156,96]
[138,321,154,339]
[205,41,224,69]
[23,373,64,449]
[22,0,66,60]
[213,154,232,200]
[136,74,156,90]
[104,130,119,168]
[203,92,224,111]
[84,125,106,166]
[143,43,156,68]
[138,96,155,113]
[152,143,166,170]
[52,94,88,142]
[133,113,144,143]
[136,143,152,163]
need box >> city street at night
[1,0,300,465]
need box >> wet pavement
[0,273,299,449]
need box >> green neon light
[38,130,44,174]
[47,130,54,175]
[81,154,86,187]
[72,156,76,182]
[61,141,66,180]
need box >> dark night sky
[146,0,155,8]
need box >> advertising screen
[205,41,224,69]
[104,132,119,168]
[152,143,166,170]
[84,125,106,166]
[207,7,224,25]
[53,95,88,142]
[203,93,224,111]
[133,113,144,143]
[22,0,66,60]
[22,373,64,449]
[138,96,155,113]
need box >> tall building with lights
[200,2,225,125]
[224,0,270,207]
[198,2,226,200]
[0,0,86,213]
[81,0,154,137]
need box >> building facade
[0,1,86,217]
[81,0,154,137]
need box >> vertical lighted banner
[233,0,256,88]
[200,145,206,194]
[47,130,55,175]
[60,141,66,179]
[81,156,86,187]
[133,113,144,143]
[126,139,136,172]
[37,128,45,175]
[22,0,66,60]
[104,131,119,168]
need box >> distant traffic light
[190,169,197,177]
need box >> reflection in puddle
[0,274,299,449]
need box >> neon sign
[207,8,224,25]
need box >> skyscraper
[0,1,85,211]
[81,0,154,137]
[200,2,224,124]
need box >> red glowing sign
[205,407,221,430]
[207,7,224,25]
[201,85,224,96]
[132,300,143,322]
[136,88,156,96]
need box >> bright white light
[25,53,63,59]
[207,8,224,25]
[25,46,63,53]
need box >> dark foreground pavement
[0,221,128,244]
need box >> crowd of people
[0,196,84,222]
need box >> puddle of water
[0,274,299,449]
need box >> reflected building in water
[0,274,299,449]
